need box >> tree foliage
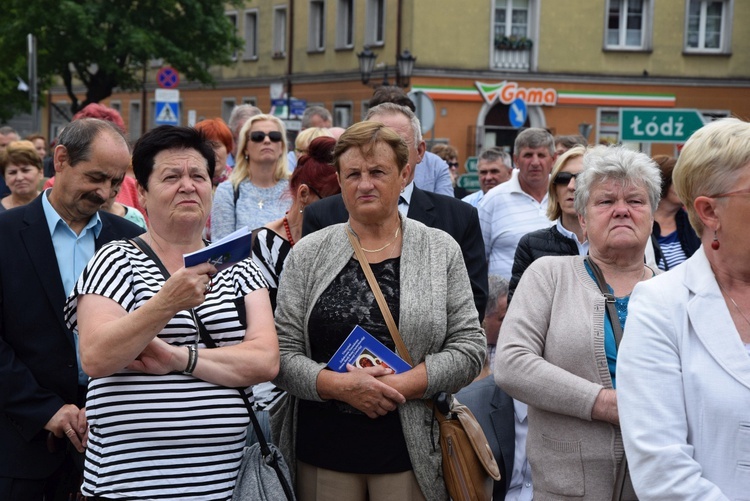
[0,0,244,119]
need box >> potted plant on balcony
[495,35,533,51]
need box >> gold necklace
[717,281,750,328]
[350,224,401,253]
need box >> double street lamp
[357,47,417,88]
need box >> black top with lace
[296,256,412,473]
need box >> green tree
[0,0,243,120]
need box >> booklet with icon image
[327,325,411,374]
[183,226,252,272]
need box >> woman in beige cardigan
[494,145,661,500]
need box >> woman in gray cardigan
[495,145,662,500]
[271,121,485,501]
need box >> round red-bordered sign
[157,66,180,89]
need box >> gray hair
[57,118,127,167]
[485,275,509,318]
[0,125,19,138]
[514,128,555,155]
[365,102,422,145]
[479,147,512,170]
[228,104,262,138]
[574,145,662,217]
[301,106,333,129]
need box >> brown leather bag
[347,227,501,501]
[434,394,502,501]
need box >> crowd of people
[1,90,748,501]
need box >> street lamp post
[357,47,416,88]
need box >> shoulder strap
[130,236,171,279]
[345,226,414,367]
[191,312,294,501]
[584,257,624,347]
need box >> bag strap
[345,226,414,366]
[345,227,455,425]
[132,236,171,279]
[584,257,624,347]
[586,257,630,501]
[130,237,294,501]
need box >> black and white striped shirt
[65,240,268,500]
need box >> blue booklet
[183,227,252,272]
[327,325,411,374]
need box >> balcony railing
[492,37,532,71]
[493,48,531,71]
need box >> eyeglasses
[249,131,283,143]
[447,161,459,169]
[712,187,750,198]
[553,172,579,185]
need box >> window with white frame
[333,103,353,128]
[309,1,326,52]
[336,0,354,49]
[244,10,258,59]
[129,101,141,139]
[222,99,236,124]
[605,0,652,50]
[685,0,731,52]
[226,12,238,60]
[273,6,287,56]
[495,0,530,40]
[365,0,385,46]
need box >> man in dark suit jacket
[0,119,142,500]
[302,103,488,319]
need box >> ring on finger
[65,428,75,437]
[204,281,212,294]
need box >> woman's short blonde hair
[295,127,333,156]
[333,121,409,174]
[0,140,43,176]
[546,146,586,221]
[672,117,750,235]
[230,114,289,188]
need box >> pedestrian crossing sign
[155,102,179,125]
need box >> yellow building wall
[539,1,750,79]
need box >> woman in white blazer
[618,117,750,500]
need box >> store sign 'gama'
[476,81,557,106]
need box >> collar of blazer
[683,248,750,389]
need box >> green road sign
[465,156,478,173]
[457,174,480,190]
[620,108,705,143]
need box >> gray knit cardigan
[271,217,486,501]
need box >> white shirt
[461,189,484,208]
[555,219,589,256]
[506,399,533,501]
[398,181,415,217]
[478,170,552,279]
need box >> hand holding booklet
[327,325,411,374]
[183,227,253,272]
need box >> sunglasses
[249,131,283,143]
[447,161,459,169]
[553,172,579,185]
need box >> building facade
[48,0,750,166]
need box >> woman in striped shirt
[65,125,279,500]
